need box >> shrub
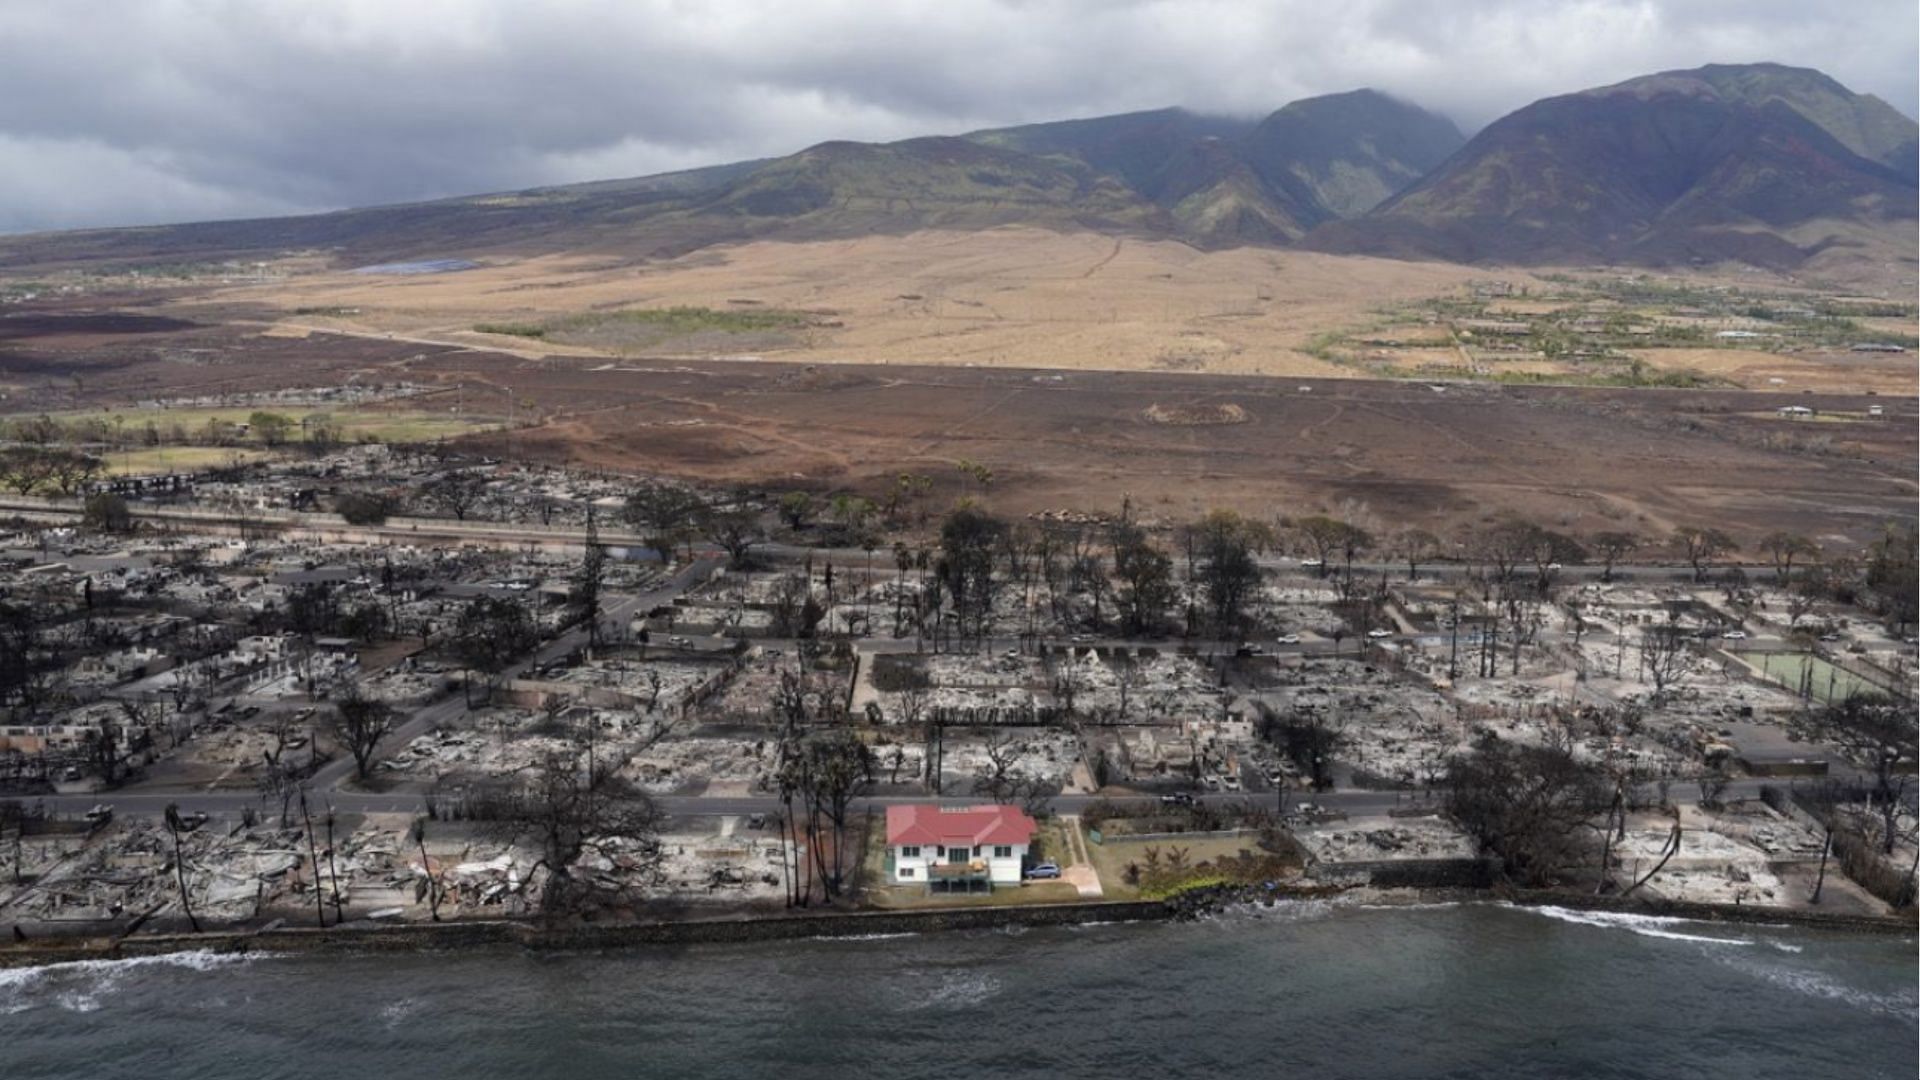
[82,492,133,534]
[336,492,397,525]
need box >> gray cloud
[1,0,1913,233]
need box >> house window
[948,846,972,863]
[901,846,921,858]
[993,845,1013,858]
[899,867,915,879]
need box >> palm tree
[892,541,911,635]
[163,803,202,932]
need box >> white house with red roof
[886,804,1036,890]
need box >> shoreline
[1,884,1910,971]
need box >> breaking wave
[0,950,271,1015]
[1520,905,1755,946]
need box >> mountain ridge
[0,62,1909,272]
[1306,63,1917,268]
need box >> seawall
[4,882,1911,971]
[0,899,1171,969]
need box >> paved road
[0,493,1739,585]
[28,775,1792,826]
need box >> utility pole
[1447,597,1460,681]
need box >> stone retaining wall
[1,900,1170,969]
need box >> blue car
[1025,862,1062,880]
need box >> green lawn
[1082,831,1273,900]
[102,446,274,475]
[51,405,498,443]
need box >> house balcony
[926,861,993,893]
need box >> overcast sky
[1,0,1914,234]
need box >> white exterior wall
[987,844,1029,883]
[891,842,1029,884]
[892,848,934,883]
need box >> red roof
[887,804,1036,848]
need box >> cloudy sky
[1,0,1913,234]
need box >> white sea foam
[1717,952,1918,1019]
[1523,905,1755,946]
[899,970,1001,1011]
[379,996,424,1028]
[1204,897,1342,925]
[55,990,101,1013]
[0,950,272,1016]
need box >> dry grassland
[198,228,1533,377]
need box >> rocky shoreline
[1167,881,1919,935]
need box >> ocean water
[1,902,1913,1080]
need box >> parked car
[1721,630,1747,640]
[1366,629,1392,639]
[1025,862,1062,880]
[1159,792,1196,807]
[1276,634,1302,645]
[1299,558,1324,568]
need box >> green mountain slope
[684,136,1170,238]
[1239,90,1465,219]
[0,63,1906,272]
[1307,63,1918,268]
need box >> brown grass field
[429,353,1915,545]
[1,230,1913,548]
[187,229,1532,377]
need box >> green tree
[1191,510,1267,634]
[82,492,133,534]
[1110,521,1176,636]
[1862,521,1918,633]
[705,505,762,568]
[248,411,296,447]
[451,596,540,706]
[938,505,1007,641]
[1443,735,1610,887]
[776,491,816,530]
[625,485,706,559]
[336,491,396,525]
